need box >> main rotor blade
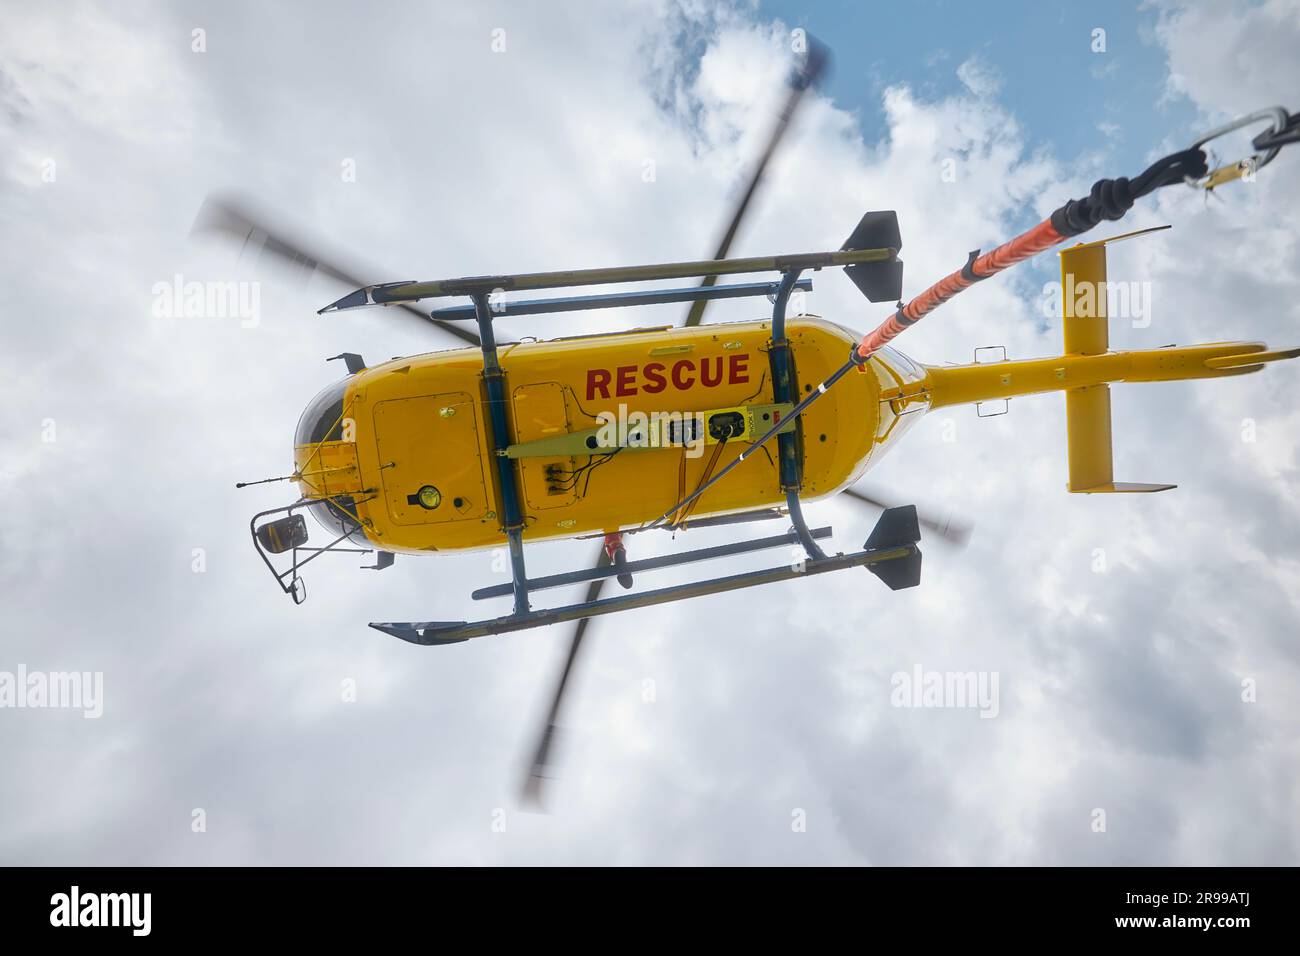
[191,194,481,347]
[841,486,973,548]
[682,36,830,328]
[521,544,611,808]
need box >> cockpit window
[295,377,368,546]
[295,377,348,446]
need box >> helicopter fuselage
[292,317,927,554]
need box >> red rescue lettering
[643,362,667,393]
[615,365,637,397]
[584,353,753,400]
[699,356,723,388]
[671,359,695,390]
[587,368,612,399]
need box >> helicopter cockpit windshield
[295,377,348,446]
[294,378,369,546]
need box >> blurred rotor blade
[192,194,481,347]
[841,486,973,548]
[682,36,830,328]
[521,544,611,809]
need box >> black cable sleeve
[1130,147,1208,197]
[1049,147,1209,238]
[959,249,984,282]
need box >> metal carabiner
[1186,106,1291,190]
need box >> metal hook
[1186,106,1291,190]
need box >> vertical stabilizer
[1060,228,1175,493]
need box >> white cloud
[0,0,1296,865]
[956,55,1002,98]
[1096,120,1122,140]
[1156,0,1300,118]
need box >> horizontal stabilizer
[842,211,904,302]
[1059,225,1169,356]
[1066,385,1173,493]
[1075,481,1177,494]
[1205,346,1300,369]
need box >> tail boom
[918,341,1286,412]
[891,340,1297,495]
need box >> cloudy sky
[1,0,1297,865]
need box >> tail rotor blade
[521,545,611,808]
[191,194,481,347]
[841,486,973,548]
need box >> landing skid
[371,505,922,645]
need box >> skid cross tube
[471,291,530,615]
[372,542,916,645]
[429,278,813,322]
[471,525,833,601]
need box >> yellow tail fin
[918,223,1296,495]
[1064,384,1175,493]
[1060,228,1175,494]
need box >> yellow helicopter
[196,40,1298,800]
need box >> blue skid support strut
[767,268,826,562]
[472,291,530,615]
